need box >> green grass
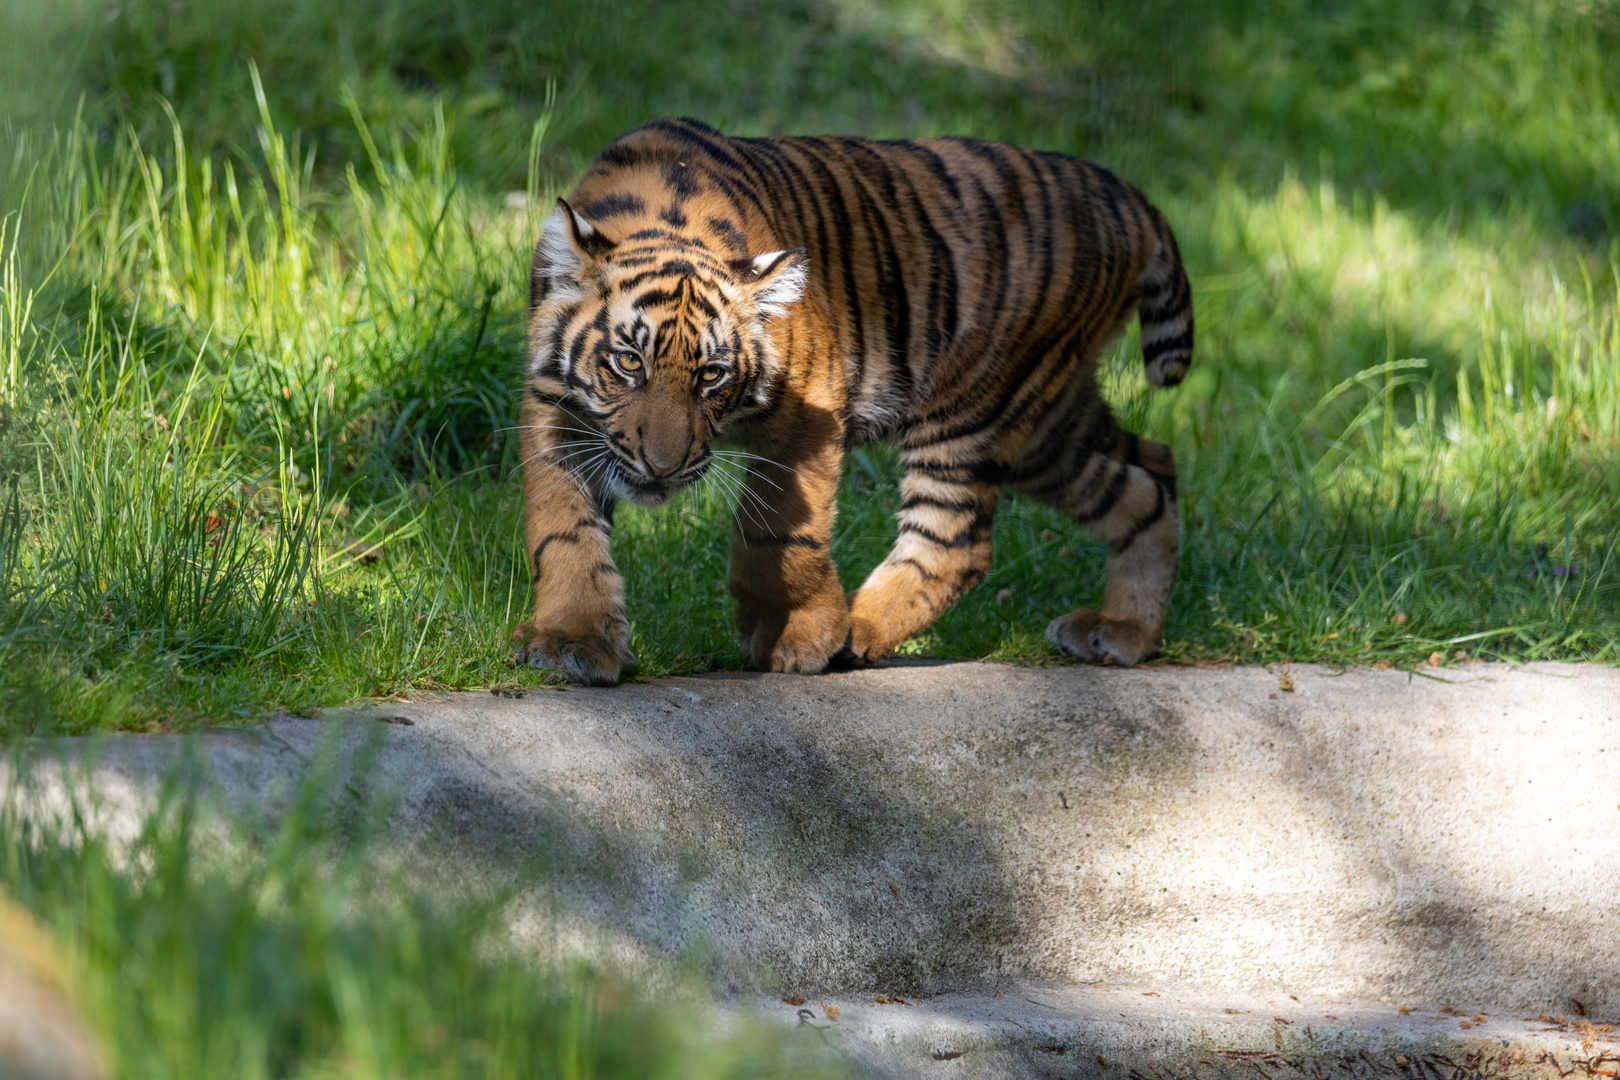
[0,0,1617,737]
[1,746,839,1078]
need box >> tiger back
[514,118,1193,685]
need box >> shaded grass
[0,1,1615,738]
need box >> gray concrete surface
[12,661,1619,1077]
[754,981,1620,1079]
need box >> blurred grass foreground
[0,0,1614,732]
[0,744,840,1079]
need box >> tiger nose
[643,449,682,477]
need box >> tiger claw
[512,622,635,686]
[1046,608,1160,668]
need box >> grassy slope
[0,0,1617,736]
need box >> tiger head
[528,199,807,507]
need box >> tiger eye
[701,369,721,381]
[615,352,642,371]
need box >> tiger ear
[534,199,617,303]
[539,198,617,275]
[732,248,807,317]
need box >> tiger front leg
[845,468,1001,663]
[512,394,636,686]
[727,433,849,675]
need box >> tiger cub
[514,118,1193,685]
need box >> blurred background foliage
[19,0,1614,234]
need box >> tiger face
[528,200,807,507]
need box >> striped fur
[513,118,1194,684]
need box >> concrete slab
[12,661,1620,1076]
[754,981,1620,1078]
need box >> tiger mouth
[610,456,710,507]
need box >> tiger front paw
[842,611,890,666]
[734,588,851,676]
[512,617,637,686]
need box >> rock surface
[754,982,1618,1079]
[16,660,1620,1077]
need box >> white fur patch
[535,206,585,302]
[751,250,807,318]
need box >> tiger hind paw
[1046,608,1161,667]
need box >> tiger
[513,118,1193,686]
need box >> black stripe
[648,118,750,175]
[616,257,726,291]
[895,556,940,582]
[1122,433,1142,467]
[580,193,645,218]
[1108,483,1167,555]
[624,228,709,248]
[597,142,646,169]
[976,146,1036,367]
[532,531,581,573]
[707,215,749,255]
[1008,419,1074,484]
[900,493,981,515]
[663,159,700,199]
[840,139,924,405]
[1139,292,1187,322]
[1142,328,1194,361]
[1073,464,1129,524]
[791,142,868,370]
[735,531,825,549]
[908,459,1009,485]
[632,289,682,310]
[884,139,961,202]
[898,510,994,549]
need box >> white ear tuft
[749,249,807,318]
[569,205,600,244]
[538,206,582,278]
[535,205,586,302]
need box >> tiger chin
[512,118,1194,687]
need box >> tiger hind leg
[1015,410,1179,667]
[844,466,1001,663]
